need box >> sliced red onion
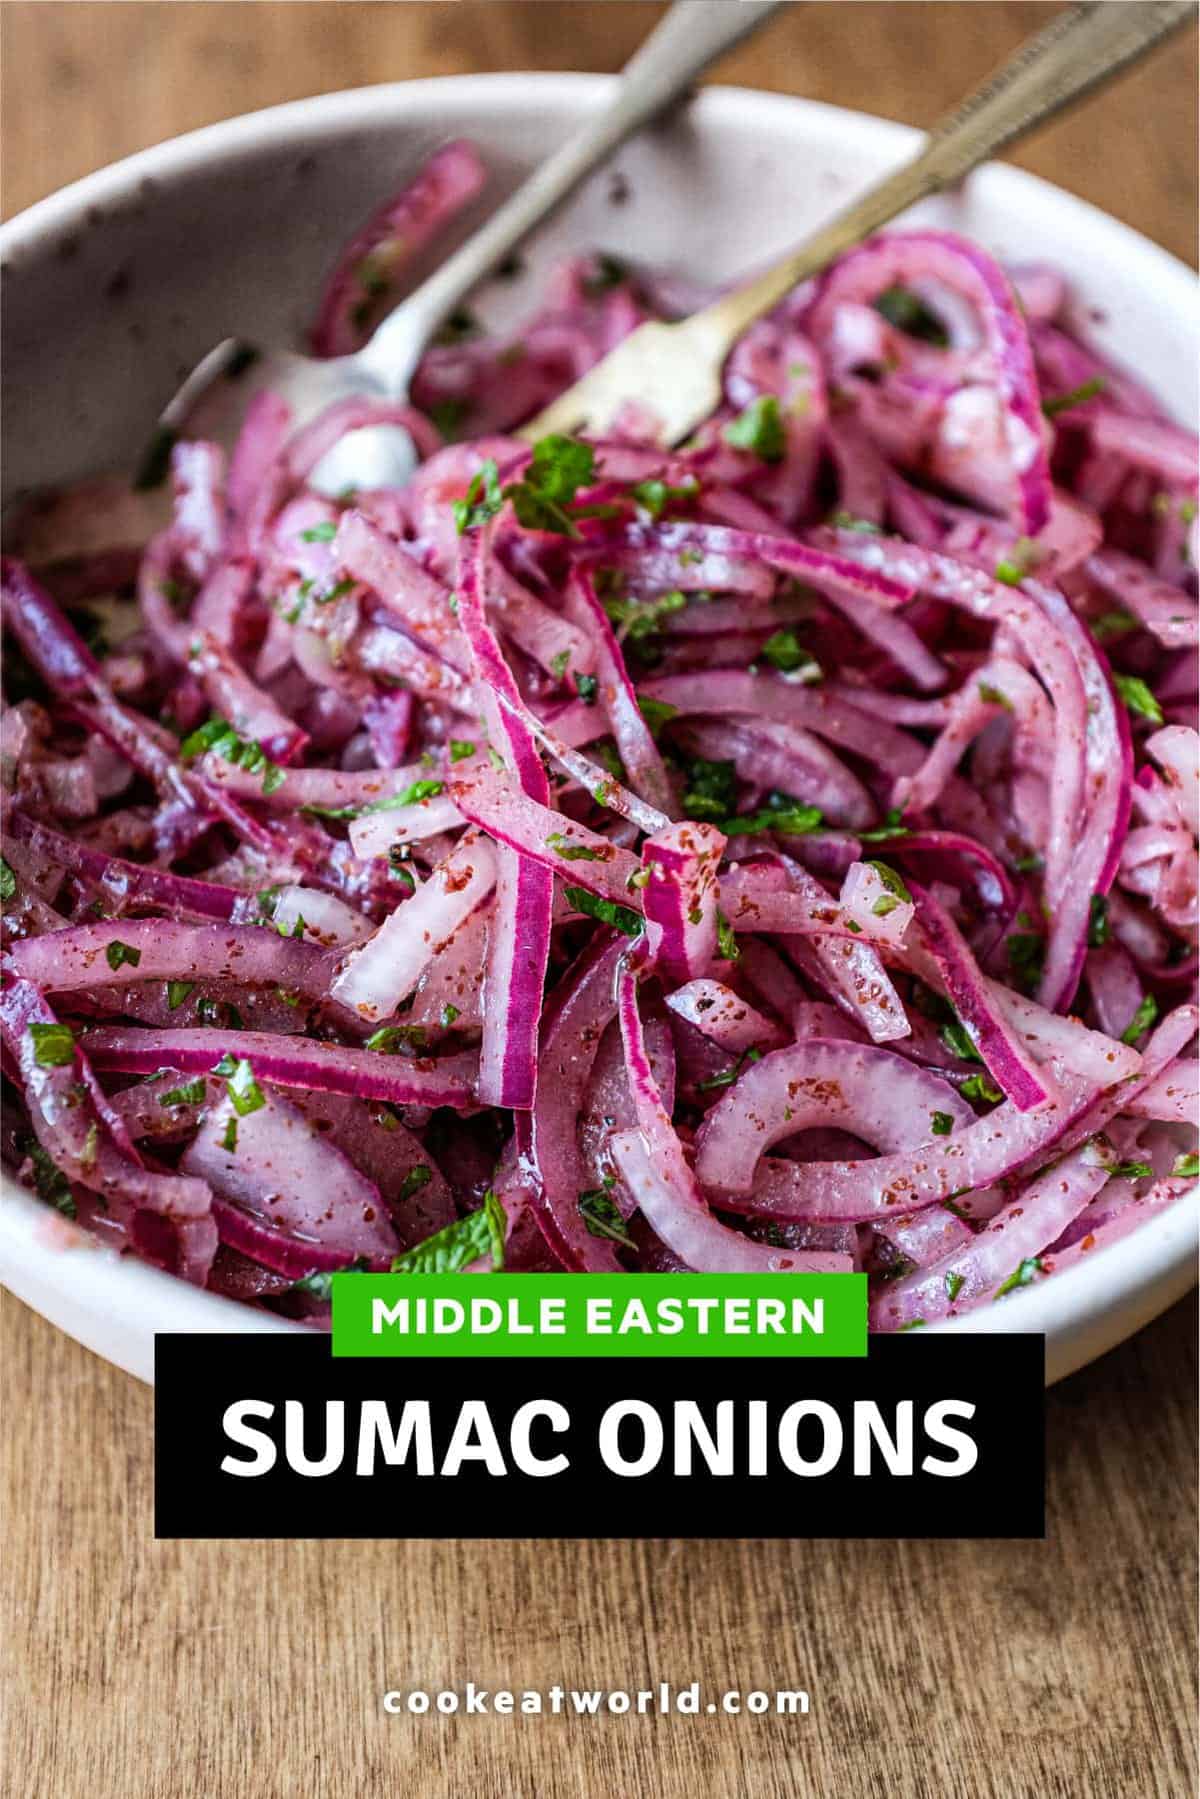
[330,834,497,1023]
[8,918,337,1004]
[560,566,674,816]
[4,813,243,920]
[693,1037,975,1199]
[663,980,784,1051]
[1145,725,1199,837]
[1085,548,1198,650]
[641,821,724,982]
[181,1085,398,1273]
[869,1142,1111,1329]
[615,966,852,1273]
[451,764,640,905]
[908,882,1054,1112]
[79,1024,478,1107]
[310,140,487,358]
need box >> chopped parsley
[716,909,739,963]
[1087,894,1110,948]
[723,799,823,838]
[452,458,504,533]
[390,1189,506,1273]
[940,1017,982,1063]
[220,1117,239,1154]
[179,713,284,796]
[1172,1152,1199,1179]
[449,740,476,762]
[697,1047,762,1092]
[579,1177,635,1250]
[159,1077,207,1110]
[865,861,912,914]
[396,1165,433,1203]
[874,285,948,346]
[681,755,738,823]
[545,831,602,863]
[945,1270,965,1303]
[722,395,785,462]
[993,1257,1044,1299]
[859,808,910,843]
[930,1112,954,1137]
[636,696,678,738]
[1006,930,1045,988]
[1042,376,1105,417]
[212,1053,266,1116]
[28,1022,75,1067]
[1091,610,1136,642]
[603,588,687,639]
[575,672,599,704]
[299,520,337,543]
[563,884,643,936]
[961,1071,1003,1105]
[364,1024,428,1054]
[978,681,1012,710]
[760,629,817,676]
[104,940,142,972]
[505,434,598,534]
[166,980,196,1011]
[631,477,698,519]
[1108,1159,1153,1180]
[1113,673,1164,726]
[1121,993,1158,1044]
[0,858,15,904]
[290,1258,369,1302]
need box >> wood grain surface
[1,6,1197,1796]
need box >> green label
[332,1273,867,1359]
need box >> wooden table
[2,6,1196,1794]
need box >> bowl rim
[1,74,1196,1383]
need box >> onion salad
[2,140,1196,1330]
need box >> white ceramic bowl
[1,76,1196,1384]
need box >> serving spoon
[525,0,1195,443]
[150,0,786,490]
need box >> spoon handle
[691,0,1195,352]
[357,0,784,381]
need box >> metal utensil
[525,0,1194,445]
[149,0,784,491]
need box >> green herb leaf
[875,285,949,346]
[636,696,678,738]
[166,979,196,1011]
[449,739,476,763]
[27,1140,75,1216]
[858,808,911,843]
[1109,1159,1153,1180]
[761,629,818,676]
[1121,993,1158,1044]
[1113,673,1164,726]
[716,909,740,963]
[364,1024,428,1054]
[978,681,1013,710]
[0,858,16,903]
[104,939,142,972]
[390,1195,504,1274]
[993,558,1025,586]
[28,1022,75,1067]
[930,1112,954,1137]
[603,588,687,640]
[159,1077,207,1109]
[829,510,883,535]
[940,1017,982,1064]
[575,672,599,704]
[1091,610,1136,643]
[299,521,338,544]
[1042,376,1105,417]
[723,395,785,462]
[722,800,824,837]
[898,1318,927,1332]
[563,884,643,936]
[500,435,597,536]
[1172,1152,1199,1179]
[579,1180,635,1249]
[696,1047,763,1092]
[865,860,912,904]
[396,1165,433,1203]
[945,1270,965,1302]
[291,1257,369,1301]
[994,1256,1044,1299]
[452,458,504,534]
[1087,894,1110,948]
[681,755,738,822]
[545,831,602,863]
[961,1072,1004,1105]
[631,477,698,519]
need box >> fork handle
[690,0,1195,351]
[357,0,784,383]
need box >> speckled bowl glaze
[1,76,1196,1383]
